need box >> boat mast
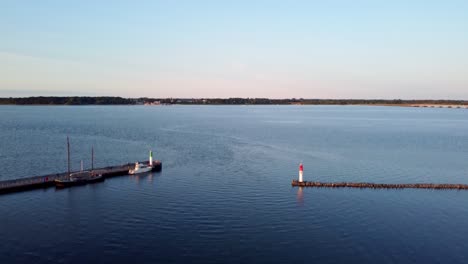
[67,136,71,178]
[91,146,94,171]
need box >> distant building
[144,101,161,106]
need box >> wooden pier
[0,160,161,195]
[292,180,468,190]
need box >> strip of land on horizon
[0,96,467,108]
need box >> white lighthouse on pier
[299,163,304,182]
[149,150,153,166]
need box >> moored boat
[54,137,105,188]
[129,162,153,175]
[129,150,160,174]
[55,171,104,188]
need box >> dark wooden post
[67,137,71,177]
[91,146,94,171]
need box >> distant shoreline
[0,97,467,108]
[367,103,468,109]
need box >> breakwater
[292,180,468,190]
[0,160,161,194]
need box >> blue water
[1,105,468,263]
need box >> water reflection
[296,187,304,206]
[147,173,153,183]
[130,172,158,184]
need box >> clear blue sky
[1,0,467,99]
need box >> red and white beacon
[299,163,304,182]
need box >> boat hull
[54,175,104,188]
[129,161,162,175]
[129,167,152,175]
[87,175,105,183]
[55,179,87,188]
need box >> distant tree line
[298,99,468,105]
[144,98,468,105]
[0,96,136,105]
[0,96,467,106]
[151,98,302,105]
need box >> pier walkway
[0,160,161,194]
[292,180,468,190]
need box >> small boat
[128,150,160,175]
[55,171,104,188]
[129,162,153,175]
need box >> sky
[1,0,467,99]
